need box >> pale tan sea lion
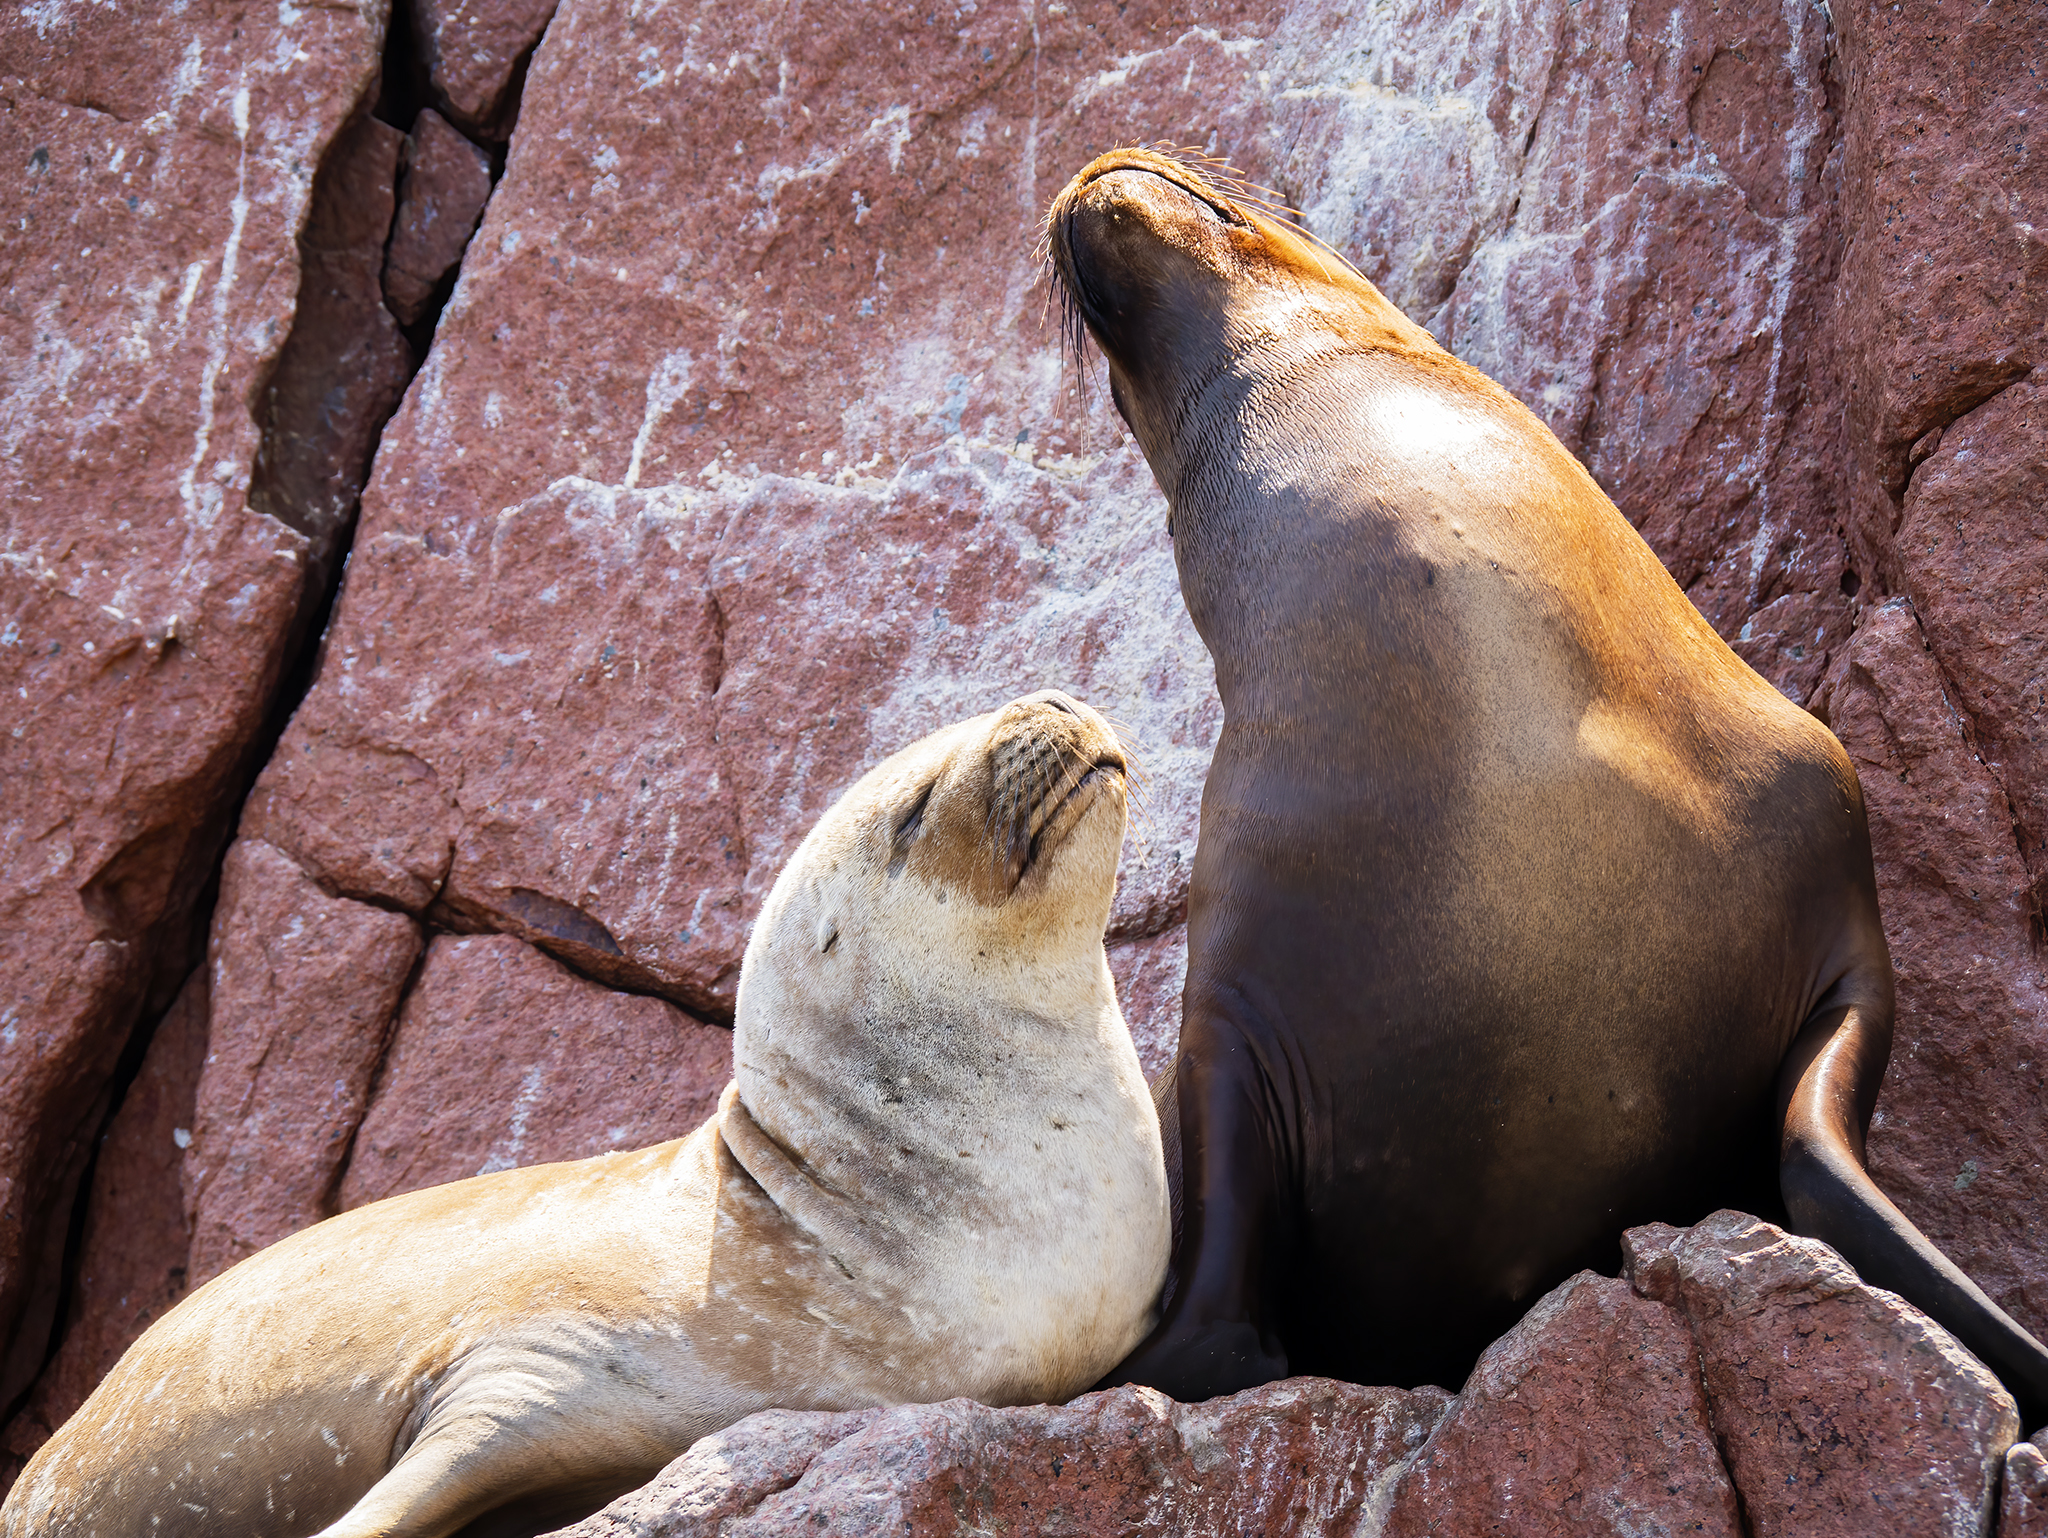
[1045,146,2048,1420]
[3,691,1167,1538]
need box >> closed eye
[887,783,934,876]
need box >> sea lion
[3,691,1168,1538]
[1045,146,2048,1417]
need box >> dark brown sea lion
[1,693,1167,1538]
[1046,146,2048,1418]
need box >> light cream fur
[3,692,1167,1538]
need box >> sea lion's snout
[1048,152,1244,367]
[844,691,1128,917]
[982,691,1128,898]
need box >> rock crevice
[0,0,538,1476]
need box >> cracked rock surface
[551,1377,1452,1538]
[0,0,389,1435]
[1,0,2043,1512]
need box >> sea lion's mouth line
[1049,156,1247,363]
[1015,756,1126,885]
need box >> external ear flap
[816,915,840,954]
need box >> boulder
[383,110,495,326]
[1384,1272,1742,1537]
[1625,1211,2017,1538]
[2003,1440,2048,1538]
[547,1216,2025,1537]
[554,1378,1451,1538]
[412,0,561,139]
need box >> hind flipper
[1779,989,2048,1421]
[308,1422,522,1538]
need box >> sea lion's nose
[1072,167,1177,224]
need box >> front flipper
[1779,984,2048,1424]
[308,1411,653,1538]
[1097,1039,1290,1401]
[310,1330,680,1538]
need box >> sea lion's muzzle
[881,692,1128,907]
[1047,152,1245,370]
[981,692,1128,898]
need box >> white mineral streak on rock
[177,82,252,532]
[1738,0,1828,602]
[625,351,695,489]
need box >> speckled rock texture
[182,839,421,1290]
[1625,1212,2017,1538]
[1819,0,2048,1380]
[1382,1273,1743,1537]
[337,932,730,1212]
[0,0,390,1431]
[2004,1440,2048,1538]
[411,0,560,140]
[0,968,207,1473]
[244,109,415,558]
[2,0,2043,1507]
[383,109,494,325]
[553,1378,1451,1538]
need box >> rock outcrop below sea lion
[543,1214,2023,1538]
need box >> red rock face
[1820,601,2048,1345]
[339,934,729,1210]
[1820,0,2048,1352]
[0,0,386,1419]
[1107,927,1188,1081]
[1,0,2043,1509]
[183,840,421,1290]
[0,968,207,1474]
[1270,0,1851,696]
[557,1378,1451,1538]
[253,461,1210,1017]
[1834,0,2048,581]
